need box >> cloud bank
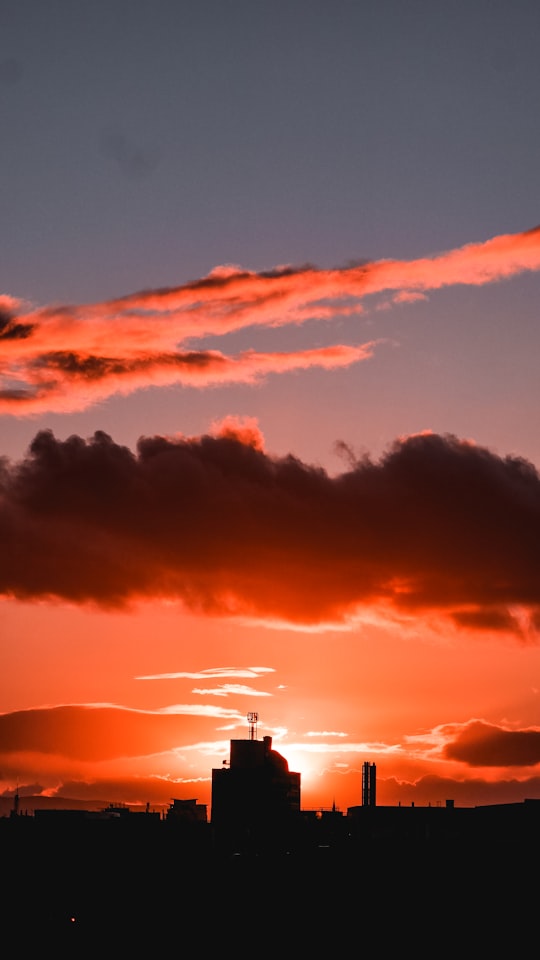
[1,425,540,636]
[1,225,539,413]
[443,720,540,767]
[0,704,202,762]
[2,703,539,811]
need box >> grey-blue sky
[2,0,539,301]
[2,0,540,470]
[0,0,540,476]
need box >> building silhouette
[211,712,301,853]
[166,797,207,824]
[4,715,540,861]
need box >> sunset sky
[2,1,540,816]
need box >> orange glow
[3,228,540,815]
[2,598,540,813]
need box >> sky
[2,0,540,816]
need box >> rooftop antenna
[247,712,258,740]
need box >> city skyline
[2,2,540,816]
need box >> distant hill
[0,795,167,818]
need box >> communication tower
[247,711,258,740]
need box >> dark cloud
[4,769,540,814]
[0,704,200,761]
[35,350,227,380]
[444,721,540,767]
[0,389,39,402]
[0,307,34,340]
[34,352,130,380]
[51,776,192,806]
[379,774,540,807]
[0,777,186,813]
[450,609,517,631]
[1,429,540,632]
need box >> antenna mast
[247,712,258,740]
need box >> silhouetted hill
[0,795,167,817]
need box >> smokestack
[362,761,376,807]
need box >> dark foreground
[1,817,537,951]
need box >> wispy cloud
[2,226,539,413]
[284,741,400,755]
[305,731,349,738]
[191,684,272,698]
[136,666,274,680]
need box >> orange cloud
[1,427,540,636]
[211,416,265,451]
[2,226,539,413]
[0,342,378,414]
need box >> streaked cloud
[284,741,401,755]
[136,665,274,680]
[2,226,539,413]
[191,684,272,698]
[305,731,349,738]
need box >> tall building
[362,761,376,807]
[211,713,301,853]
